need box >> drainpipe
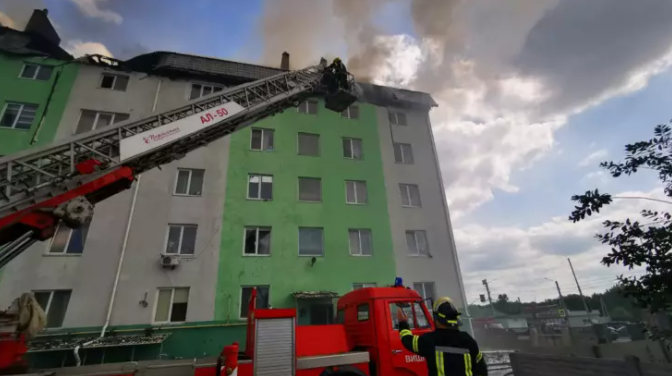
[423,111,474,337]
[74,175,142,366]
[30,65,62,145]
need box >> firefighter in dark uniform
[327,57,349,91]
[397,297,488,376]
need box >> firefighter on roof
[397,297,488,376]
[327,57,349,91]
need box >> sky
[1,0,672,305]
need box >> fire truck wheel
[319,365,367,376]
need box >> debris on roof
[28,333,170,353]
[292,291,340,299]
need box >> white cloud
[456,187,662,302]
[64,40,113,58]
[578,149,608,167]
[67,0,123,24]
[0,12,16,29]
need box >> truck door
[383,300,432,376]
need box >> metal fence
[510,352,672,376]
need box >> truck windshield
[389,302,430,330]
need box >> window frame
[188,82,225,100]
[413,282,436,301]
[164,224,198,256]
[406,230,430,256]
[342,137,363,160]
[341,105,359,119]
[243,226,272,256]
[298,227,324,257]
[393,142,414,164]
[348,229,373,256]
[153,287,190,324]
[46,222,88,256]
[345,180,368,205]
[99,73,130,91]
[399,183,421,207]
[389,111,407,126]
[19,63,52,80]
[298,177,322,202]
[173,168,205,197]
[240,285,271,319]
[0,102,38,130]
[247,174,273,200]
[297,100,318,115]
[250,128,275,151]
[75,110,129,134]
[297,132,320,156]
[33,290,72,328]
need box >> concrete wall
[0,64,227,326]
[376,106,467,309]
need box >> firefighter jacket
[399,321,488,376]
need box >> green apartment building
[0,10,468,367]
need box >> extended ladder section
[0,58,357,267]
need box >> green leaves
[570,123,672,313]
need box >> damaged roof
[0,26,72,60]
[86,50,438,109]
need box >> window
[399,184,421,207]
[298,133,320,156]
[413,282,436,302]
[341,105,359,119]
[298,177,322,202]
[154,287,189,323]
[353,283,377,290]
[345,180,368,204]
[406,230,430,256]
[336,309,345,324]
[76,110,129,134]
[299,227,323,256]
[389,302,430,329]
[389,111,407,125]
[99,73,129,91]
[250,128,274,151]
[20,64,52,80]
[174,169,205,196]
[189,83,224,100]
[393,143,414,164]
[244,227,271,255]
[165,224,197,255]
[297,100,318,114]
[248,174,273,200]
[48,223,89,255]
[349,229,373,256]
[0,102,38,130]
[357,304,370,321]
[241,286,270,318]
[342,138,363,159]
[33,290,71,328]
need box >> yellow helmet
[334,57,342,63]
[433,296,460,326]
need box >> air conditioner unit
[160,255,180,269]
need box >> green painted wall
[0,52,79,155]
[215,100,396,322]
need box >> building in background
[0,32,468,365]
[0,9,78,155]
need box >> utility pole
[482,279,496,317]
[568,258,599,341]
[555,280,567,310]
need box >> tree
[497,294,509,303]
[569,124,672,312]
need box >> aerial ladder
[0,57,357,270]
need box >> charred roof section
[124,51,285,87]
[0,8,71,60]
[93,51,438,110]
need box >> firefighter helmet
[433,296,460,327]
